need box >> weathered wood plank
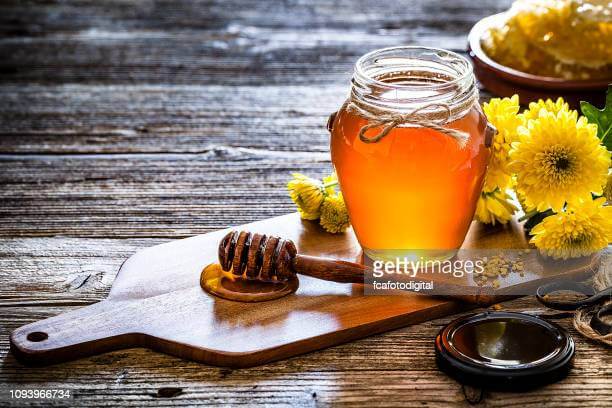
[0,32,469,85]
[0,238,166,306]
[3,0,608,406]
[0,85,345,154]
[0,150,331,237]
[1,238,609,406]
[0,0,513,85]
[0,85,494,154]
[0,0,513,34]
[1,298,610,407]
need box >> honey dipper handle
[291,254,503,306]
[292,255,366,284]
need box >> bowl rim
[467,13,611,90]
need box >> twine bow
[345,94,476,149]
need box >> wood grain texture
[2,301,611,407]
[0,83,495,155]
[9,213,461,367]
[1,238,611,406]
[0,0,609,405]
[0,85,346,153]
[0,237,165,307]
[0,150,331,237]
[0,0,512,85]
[7,215,608,374]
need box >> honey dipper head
[218,231,297,282]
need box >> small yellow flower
[287,173,325,220]
[520,97,570,123]
[530,197,612,259]
[482,95,523,191]
[319,192,350,233]
[510,109,610,212]
[475,188,518,225]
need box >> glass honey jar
[330,47,492,261]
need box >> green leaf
[523,209,554,235]
[580,85,612,151]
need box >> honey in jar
[330,47,491,261]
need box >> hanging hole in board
[27,331,48,342]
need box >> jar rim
[350,46,477,118]
[353,46,473,93]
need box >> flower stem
[518,209,538,222]
[323,180,338,188]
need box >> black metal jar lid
[435,311,575,390]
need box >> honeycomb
[482,0,612,80]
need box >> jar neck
[350,47,478,122]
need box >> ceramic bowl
[468,13,610,107]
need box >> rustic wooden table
[0,0,610,406]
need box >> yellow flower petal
[475,188,518,225]
[530,197,612,259]
[319,192,350,233]
[520,97,570,123]
[482,95,524,192]
[509,109,610,213]
[287,173,325,220]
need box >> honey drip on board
[200,263,299,302]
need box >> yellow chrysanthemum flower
[520,97,570,122]
[482,95,523,191]
[287,173,325,220]
[530,197,612,259]
[475,188,518,225]
[320,193,350,233]
[510,109,610,212]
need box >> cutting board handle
[10,300,141,365]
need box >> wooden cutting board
[10,213,598,367]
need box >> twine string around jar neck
[345,89,478,149]
[347,46,480,148]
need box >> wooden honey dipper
[218,230,369,284]
[216,230,502,305]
